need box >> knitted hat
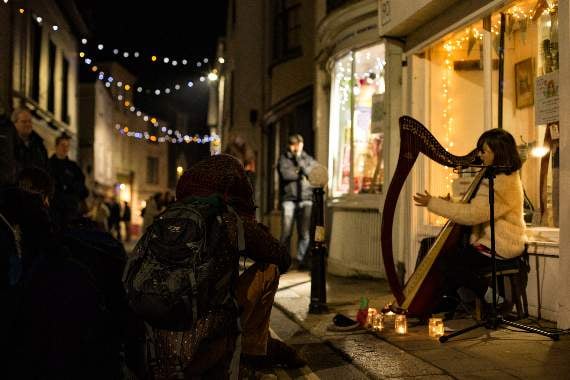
[176,154,255,216]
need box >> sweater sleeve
[427,175,516,226]
[242,218,291,273]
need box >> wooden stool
[475,248,529,320]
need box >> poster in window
[371,93,384,134]
[535,71,559,125]
[515,58,534,109]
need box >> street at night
[1,0,570,379]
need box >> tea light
[428,317,444,338]
[372,313,384,331]
[366,308,378,328]
[394,314,407,334]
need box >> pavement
[271,269,570,380]
[122,239,570,379]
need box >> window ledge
[525,226,559,245]
[327,193,383,210]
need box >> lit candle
[372,313,384,331]
[395,314,407,334]
[428,318,444,338]
[366,308,378,328]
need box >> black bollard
[309,186,328,314]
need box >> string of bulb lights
[92,61,219,145]
[80,38,225,70]
[3,0,220,145]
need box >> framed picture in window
[515,58,534,109]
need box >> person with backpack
[124,154,305,379]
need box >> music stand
[440,165,559,343]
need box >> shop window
[61,58,70,124]
[146,156,159,184]
[419,0,559,228]
[272,0,302,61]
[329,44,386,197]
[47,40,56,113]
[30,19,42,102]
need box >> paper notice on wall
[371,94,384,134]
[535,71,559,126]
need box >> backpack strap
[183,270,199,323]
[226,205,245,253]
[144,322,158,372]
[0,211,22,259]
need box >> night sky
[77,1,228,133]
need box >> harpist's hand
[413,191,432,207]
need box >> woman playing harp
[413,128,526,312]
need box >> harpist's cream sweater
[428,173,526,259]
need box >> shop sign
[535,71,559,125]
[379,0,391,26]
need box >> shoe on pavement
[267,337,307,368]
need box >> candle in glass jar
[428,317,444,338]
[372,313,384,331]
[366,308,378,327]
[394,314,407,334]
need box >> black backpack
[123,195,244,331]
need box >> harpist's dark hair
[477,128,522,175]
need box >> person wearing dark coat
[277,133,316,268]
[3,167,144,380]
[0,112,18,186]
[48,133,89,228]
[12,107,48,173]
[121,201,132,242]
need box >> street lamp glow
[199,76,206,82]
[207,72,219,81]
[81,38,87,44]
[176,166,184,176]
[52,25,59,31]
[97,44,104,50]
[113,49,119,55]
[218,57,225,64]
[187,81,194,87]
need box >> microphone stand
[440,165,559,342]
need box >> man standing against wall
[277,134,316,270]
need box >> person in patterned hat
[175,154,306,376]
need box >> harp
[381,116,483,316]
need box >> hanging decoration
[80,37,225,71]
[113,122,217,145]
[3,2,224,98]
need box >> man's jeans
[280,200,313,262]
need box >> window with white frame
[329,44,386,197]
[419,0,559,229]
